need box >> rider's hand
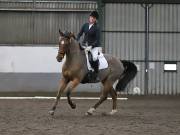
[85,46,92,51]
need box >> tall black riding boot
[92,60,99,81]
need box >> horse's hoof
[49,110,55,116]
[85,107,95,116]
[71,103,76,109]
[109,109,117,115]
[85,112,93,116]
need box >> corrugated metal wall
[1,1,179,95]
[148,62,180,95]
[104,33,145,60]
[149,4,180,61]
[149,4,180,32]
[0,0,97,45]
[104,3,180,95]
[104,4,145,60]
[104,4,145,94]
[0,0,97,11]
[104,4,144,31]
[148,4,180,95]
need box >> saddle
[79,43,108,83]
[79,44,99,84]
[79,43,99,71]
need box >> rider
[77,11,100,79]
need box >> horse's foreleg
[66,79,80,109]
[49,79,68,115]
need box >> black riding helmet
[90,11,99,20]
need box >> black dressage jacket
[77,22,100,48]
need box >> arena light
[164,62,177,72]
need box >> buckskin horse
[49,30,137,116]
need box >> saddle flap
[85,48,108,71]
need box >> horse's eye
[61,40,65,45]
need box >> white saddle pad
[85,48,108,71]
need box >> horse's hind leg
[49,78,68,115]
[109,88,118,115]
[66,78,80,109]
[86,91,108,115]
[86,82,110,115]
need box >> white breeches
[90,47,102,61]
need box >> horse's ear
[59,29,64,37]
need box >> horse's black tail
[115,60,137,91]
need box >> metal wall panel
[149,4,180,32]
[148,62,180,95]
[104,4,145,94]
[149,4,180,61]
[177,62,180,94]
[33,12,88,44]
[0,0,97,45]
[149,33,180,61]
[0,11,89,44]
[105,4,144,31]
[104,3,180,95]
[0,11,33,44]
[104,33,145,60]
[1,1,180,94]
[0,0,33,10]
[104,3,145,60]
[147,4,180,95]
[0,0,97,11]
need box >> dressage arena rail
[0,97,128,100]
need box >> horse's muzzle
[56,55,63,62]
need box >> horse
[49,30,137,116]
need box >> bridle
[57,37,70,61]
[56,32,80,62]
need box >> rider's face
[89,16,96,24]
